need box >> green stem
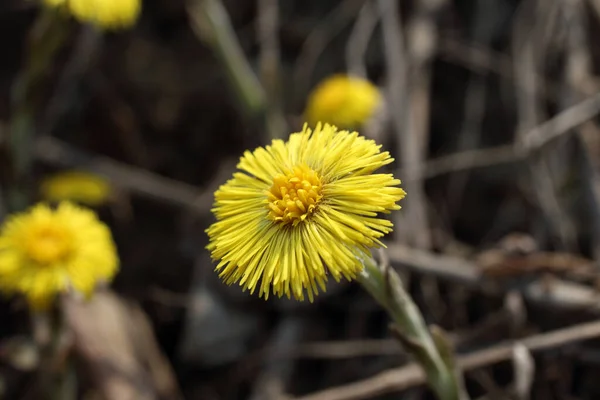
[187,0,286,140]
[257,0,287,140]
[357,257,469,400]
[32,307,75,400]
[6,8,70,212]
[188,0,267,115]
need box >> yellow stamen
[25,225,72,265]
[267,165,323,225]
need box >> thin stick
[40,26,102,137]
[521,91,600,150]
[385,243,600,312]
[6,86,596,222]
[514,0,577,250]
[293,0,365,107]
[445,0,496,221]
[293,320,600,400]
[379,0,446,249]
[33,135,233,213]
[398,90,600,180]
[6,83,596,217]
[346,1,379,78]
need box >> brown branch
[398,90,600,181]
[3,83,594,223]
[8,85,598,224]
[33,135,234,213]
[346,1,379,78]
[378,0,432,249]
[521,91,600,150]
[292,0,365,106]
[385,244,600,312]
[293,319,600,400]
[405,144,521,180]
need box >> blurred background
[3,0,600,399]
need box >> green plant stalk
[31,307,76,400]
[257,0,287,140]
[357,257,469,400]
[188,0,268,118]
[7,8,70,212]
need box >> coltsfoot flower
[304,74,382,129]
[0,202,118,310]
[206,123,406,302]
[42,0,141,30]
[40,170,112,207]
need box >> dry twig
[293,0,365,106]
[386,243,600,312]
[33,135,234,213]
[377,0,432,249]
[293,319,600,400]
[398,90,600,181]
[346,1,379,78]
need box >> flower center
[26,225,72,265]
[267,165,323,225]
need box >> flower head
[0,202,118,310]
[206,123,405,302]
[304,74,382,129]
[43,0,141,30]
[40,170,112,207]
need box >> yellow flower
[40,170,112,207]
[42,0,141,30]
[0,202,119,310]
[206,123,405,302]
[304,74,382,129]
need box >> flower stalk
[357,257,469,400]
[187,0,287,140]
[188,0,266,115]
[31,309,76,400]
[6,8,70,212]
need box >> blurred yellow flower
[206,123,405,302]
[304,74,382,129]
[0,202,118,310]
[40,171,112,207]
[42,0,141,30]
